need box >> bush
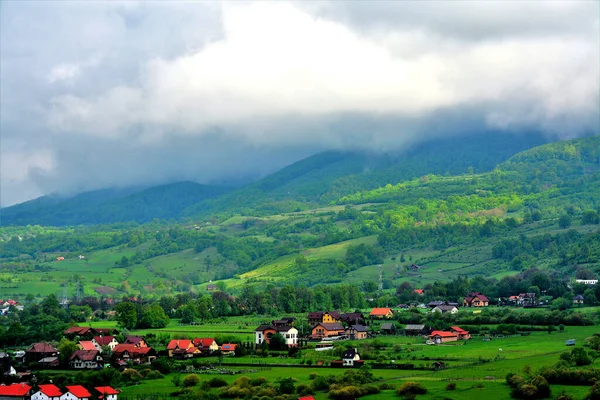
[311,375,330,391]
[145,370,164,380]
[445,382,456,391]
[208,377,228,388]
[296,383,314,396]
[531,375,551,398]
[397,382,427,395]
[182,374,200,387]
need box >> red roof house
[166,340,194,357]
[79,341,97,351]
[64,385,91,400]
[32,384,62,399]
[449,326,471,340]
[429,331,458,344]
[94,386,119,400]
[25,342,58,363]
[0,383,32,398]
[220,343,237,355]
[193,338,218,352]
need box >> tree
[138,303,170,328]
[584,289,598,306]
[115,302,138,330]
[582,210,600,225]
[277,377,295,395]
[558,214,572,229]
[58,338,78,365]
[269,333,287,350]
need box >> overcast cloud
[1,1,598,206]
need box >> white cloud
[47,1,599,142]
[47,63,81,83]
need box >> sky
[1,1,599,206]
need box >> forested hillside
[1,181,231,226]
[1,133,547,226]
[0,136,598,300]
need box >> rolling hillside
[1,136,598,299]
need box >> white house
[343,348,361,366]
[94,387,119,400]
[70,350,101,369]
[255,325,299,347]
[575,279,598,285]
[31,384,62,400]
[432,305,459,314]
[60,386,91,400]
[92,336,119,351]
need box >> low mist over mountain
[2,132,549,226]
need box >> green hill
[1,181,231,226]
[1,136,598,298]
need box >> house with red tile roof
[193,338,219,353]
[31,384,62,400]
[297,396,316,400]
[60,385,91,400]
[414,289,424,295]
[166,339,194,357]
[92,336,119,351]
[450,326,471,340]
[94,386,119,400]
[429,331,458,344]
[25,342,58,363]
[369,307,394,319]
[112,344,156,364]
[220,343,237,355]
[78,341,97,351]
[0,383,32,399]
[463,292,489,307]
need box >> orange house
[450,326,471,340]
[429,331,458,344]
[369,308,394,319]
[311,322,345,339]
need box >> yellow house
[463,292,489,307]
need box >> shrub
[397,382,427,395]
[208,377,228,388]
[309,373,318,380]
[182,374,200,387]
[531,375,551,398]
[145,370,164,380]
[311,375,330,391]
[445,382,456,391]
[296,383,314,396]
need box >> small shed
[380,323,396,335]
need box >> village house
[429,331,458,344]
[193,338,219,353]
[414,289,424,295]
[380,323,396,335]
[369,307,394,319]
[92,336,119,352]
[311,322,345,339]
[206,284,217,291]
[220,343,237,355]
[0,383,32,399]
[25,343,58,364]
[94,387,119,400]
[166,340,195,357]
[342,348,363,367]
[345,325,369,340]
[307,311,341,326]
[340,312,365,326]
[463,292,489,307]
[112,344,156,364]
[255,325,299,347]
[70,350,102,369]
[432,305,459,314]
[78,341,97,351]
[60,386,91,400]
[573,295,585,305]
[450,326,471,340]
[31,384,62,400]
[403,324,427,336]
[38,357,60,369]
[124,336,147,347]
